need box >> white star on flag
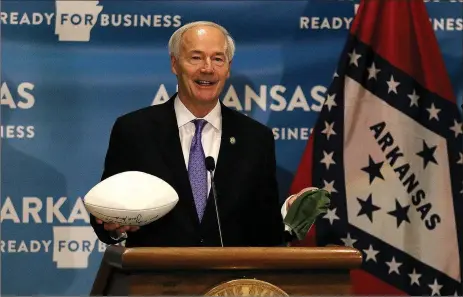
[341,233,357,247]
[449,119,463,138]
[321,121,336,140]
[426,103,441,121]
[333,71,339,78]
[363,245,379,262]
[324,93,337,111]
[323,179,337,193]
[428,279,443,296]
[320,151,336,169]
[385,257,402,275]
[348,49,361,66]
[386,75,400,94]
[408,268,421,286]
[367,62,381,80]
[407,89,420,107]
[323,208,340,225]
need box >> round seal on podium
[204,279,289,296]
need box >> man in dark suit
[90,21,297,247]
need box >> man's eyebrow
[188,50,226,56]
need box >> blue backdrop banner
[1,0,462,295]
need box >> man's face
[171,25,231,106]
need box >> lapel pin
[230,137,236,145]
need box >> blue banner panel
[1,0,461,295]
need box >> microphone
[205,156,224,247]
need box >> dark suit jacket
[90,95,286,247]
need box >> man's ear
[171,55,178,75]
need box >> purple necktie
[188,119,208,221]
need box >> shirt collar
[174,95,222,131]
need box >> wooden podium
[90,245,362,296]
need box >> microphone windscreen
[205,156,216,171]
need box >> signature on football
[93,211,159,225]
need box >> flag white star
[385,257,402,275]
[323,208,340,225]
[449,119,463,138]
[428,279,443,296]
[363,245,379,262]
[323,179,338,193]
[348,49,361,66]
[333,71,339,78]
[427,103,441,121]
[341,233,357,247]
[386,75,400,94]
[367,62,381,80]
[320,151,336,170]
[321,121,336,140]
[408,268,421,286]
[324,93,337,111]
[457,152,463,165]
[407,89,420,107]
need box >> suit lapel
[204,104,241,222]
[153,95,201,228]
[214,104,239,185]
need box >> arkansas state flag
[290,0,463,295]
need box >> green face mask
[283,189,331,240]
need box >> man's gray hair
[168,21,236,61]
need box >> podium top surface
[104,246,362,271]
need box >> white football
[83,171,179,226]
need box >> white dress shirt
[174,96,221,194]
